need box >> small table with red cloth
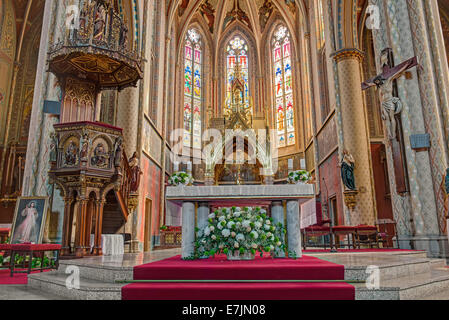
[332,226,357,249]
[354,225,379,249]
[8,244,61,277]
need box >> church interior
[0,0,449,301]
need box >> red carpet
[122,255,355,300]
[0,269,49,285]
[304,249,423,253]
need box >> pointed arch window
[225,36,251,114]
[272,25,295,147]
[183,29,202,149]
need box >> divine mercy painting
[10,197,48,244]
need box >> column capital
[331,48,365,63]
[271,200,283,207]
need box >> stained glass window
[226,36,251,114]
[273,25,295,147]
[184,29,202,149]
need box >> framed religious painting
[10,196,49,244]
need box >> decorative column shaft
[286,200,302,258]
[332,49,376,226]
[181,201,195,259]
[93,199,105,256]
[197,202,210,232]
[61,196,74,256]
[271,201,285,258]
[74,198,88,257]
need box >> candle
[288,159,294,171]
[187,161,192,173]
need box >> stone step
[55,260,133,283]
[354,267,449,300]
[28,271,124,300]
[344,257,433,281]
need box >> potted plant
[288,170,311,184]
[195,207,286,261]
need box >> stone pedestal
[181,201,195,259]
[286,200,302,258]
[271,201,285,258]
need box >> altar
[165,184,315,259]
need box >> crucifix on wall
[362,48,419,194]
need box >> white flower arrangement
[168,171,194,186]
[288,170,312,184]
[195,206,287,260]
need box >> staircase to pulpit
[46,0,142,258]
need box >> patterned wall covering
[140,155,162,244]
[143,118,162,164]
[317,116,337,163]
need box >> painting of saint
[10,197,48,244]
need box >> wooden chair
[375,219,399,248]
[355,225,379,249]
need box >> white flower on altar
[264,225,271,231]
[269,245,275,251]
[266,220,271,225]
[250,231,259,240]
[227,221,235,229]
[235,222,241,228]
[208,213,215,219]
[234,242,240,248]
[233,211,241,218]
[218,216,226,222]
[260,209,267,215]
[276,241,282,247]
[217,223,224,230]
[204,227,211,236]
[246,227,252,233]
[210,226,215,232]
[236,233,245,242]
[234,207,241,212]
[242,220,251,228]
[222,229,231,238]
[211,235,217,240]
[251,243,258,249]
[219,244,224,249]
[231,232,236,238]
[254,221,262,229]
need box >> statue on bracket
[128,152,142,193]
[113,137,123,167]
[64,141,79,167]
[339,149,356,191]
[80,131,91,161]
[49,133,59,163]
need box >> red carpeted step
[134,255,345,281]
[121,282,355,300]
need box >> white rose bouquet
[288,170,311,184]
[195,206,287,259]
[168,171,194,186]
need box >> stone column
[181,201,195,259]
[332,49,376,226]
[271,201,285,258]
[286,200,302,258]
[74,198,88,257]
[197,202,210,232]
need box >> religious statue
[91,143,109,168]
[79,131,90,161]
[113,137,123,167]
[362,48,419,141]
[64,141,79,167]
[78,0,91,38]
[93,2,106,41]
[339,149,356,191]
[128,152,142,192]
[119,19,129,49]
[49,133,58,163]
